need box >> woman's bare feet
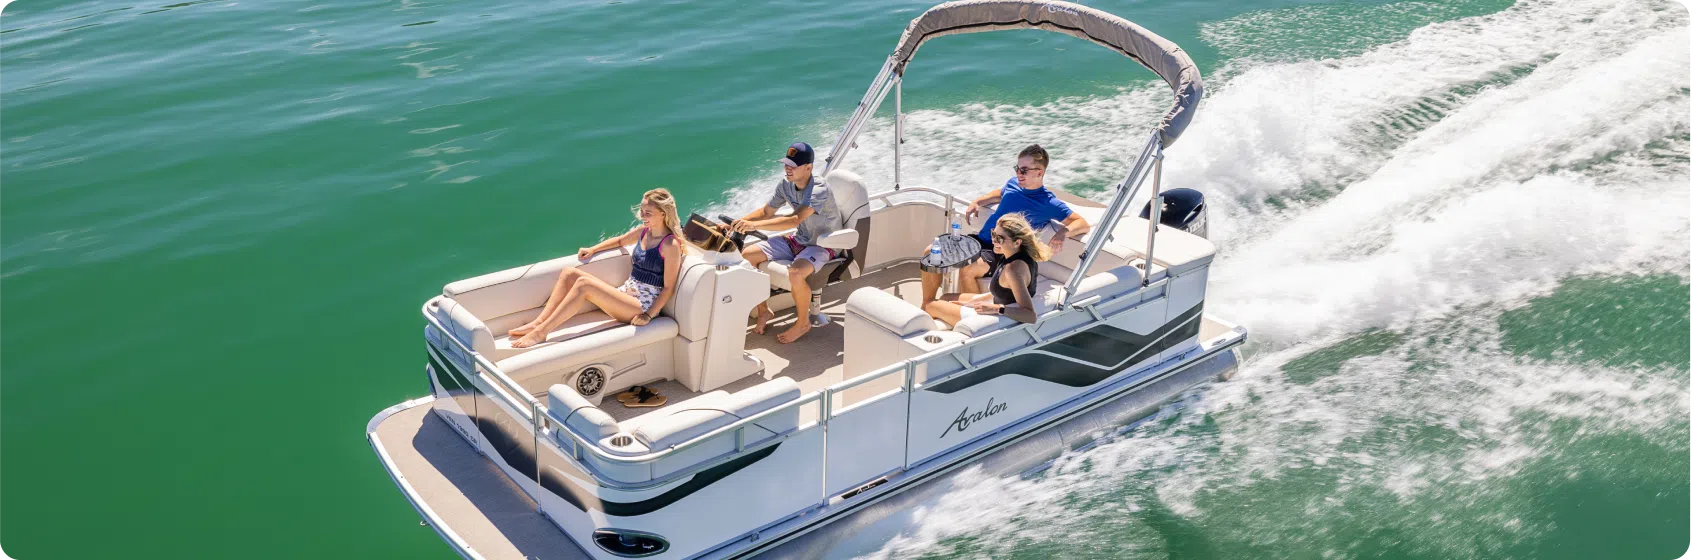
[508,322,539,338]
[511,330,548,348]
[776,321,811,344]
[752,306,775,335]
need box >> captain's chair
[758,169,872,326]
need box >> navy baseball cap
[777,142,814,167]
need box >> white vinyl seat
[429,252,768,402]
[540,379,803,483]
[951,274,1064,337]
[497,317,678,379]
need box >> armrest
[845,287,935,336]
[429,296,496,355]
[952,313,1017,337]
[816,228,859,250]
[547,385,619,439]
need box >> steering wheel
[717,215,770,244]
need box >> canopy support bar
[824,58,898,176]
[1142,151,1164,286]
[1061,130,1161,305]
[893,79,903,190]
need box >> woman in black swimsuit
[923,213,1050,327]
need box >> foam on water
[694,0,1691,557]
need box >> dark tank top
[629,228,671,287]
[989,250,1038,305]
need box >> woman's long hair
[638,188,693,253]
[995,213,1051,262]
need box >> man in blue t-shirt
[920,144,1091,305]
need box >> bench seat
[496,317,678,379]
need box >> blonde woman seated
[923,213,1049,327]
[508,188,689,348]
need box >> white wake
[762,0,1691,557]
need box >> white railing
[420,256,1187,492]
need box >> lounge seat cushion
[445,251,634,321]
[952,275,1063,337]
[547,385,619,439]
[953,263,1147,337]
[1066,206,1215,276]
[633,377,800,450]
[497,317,678,377]
[759,254,842,292]
[489,311,620,360]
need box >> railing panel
[905,369,1079,467]
[903,292,1173,465]
[863,202,948,271]
[424,332,479,447]
[824,384,910,496]
[469,370,543,503]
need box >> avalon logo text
[940,397,1009,438]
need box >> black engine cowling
[1138,187,1207,239]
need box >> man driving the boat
[920,144,1090,305]
[728,141,843,344]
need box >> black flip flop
[622,386,668,408]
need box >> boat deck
[537,262,928,424]
[369,399,588,559]
[541,261,1239,425]
[379,303,1243,560]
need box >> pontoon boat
[367,2,1246,558]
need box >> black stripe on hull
[927,303,1204,394]
[425,348,779,517]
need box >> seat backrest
[825,169,871,228]
[660,254,716,341]
[825,169,873,273]
[445,251,634,321]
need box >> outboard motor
[1139,187,1207,239]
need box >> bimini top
[890,0,1203,147]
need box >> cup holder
[923,334,943,344]
[609,434,634,447]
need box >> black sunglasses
[1013,166,1044,175]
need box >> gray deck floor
[565,262,925,425]
[372,402,588,559]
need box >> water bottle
[930,242,943,261]
[950,219,961,239]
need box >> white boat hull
[368,333,1240,559]
[714,343,1240,559]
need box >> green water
[3,0,1686,558]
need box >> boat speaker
[593,528,669,557]
[1139,187,1207,239]
[573,366,606,397]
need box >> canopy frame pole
[893,79,903,190]
[1143,150,1164,286]
[824,58,898,176]
[1060,130,1161,306]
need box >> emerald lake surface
[2,0,1687,558]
